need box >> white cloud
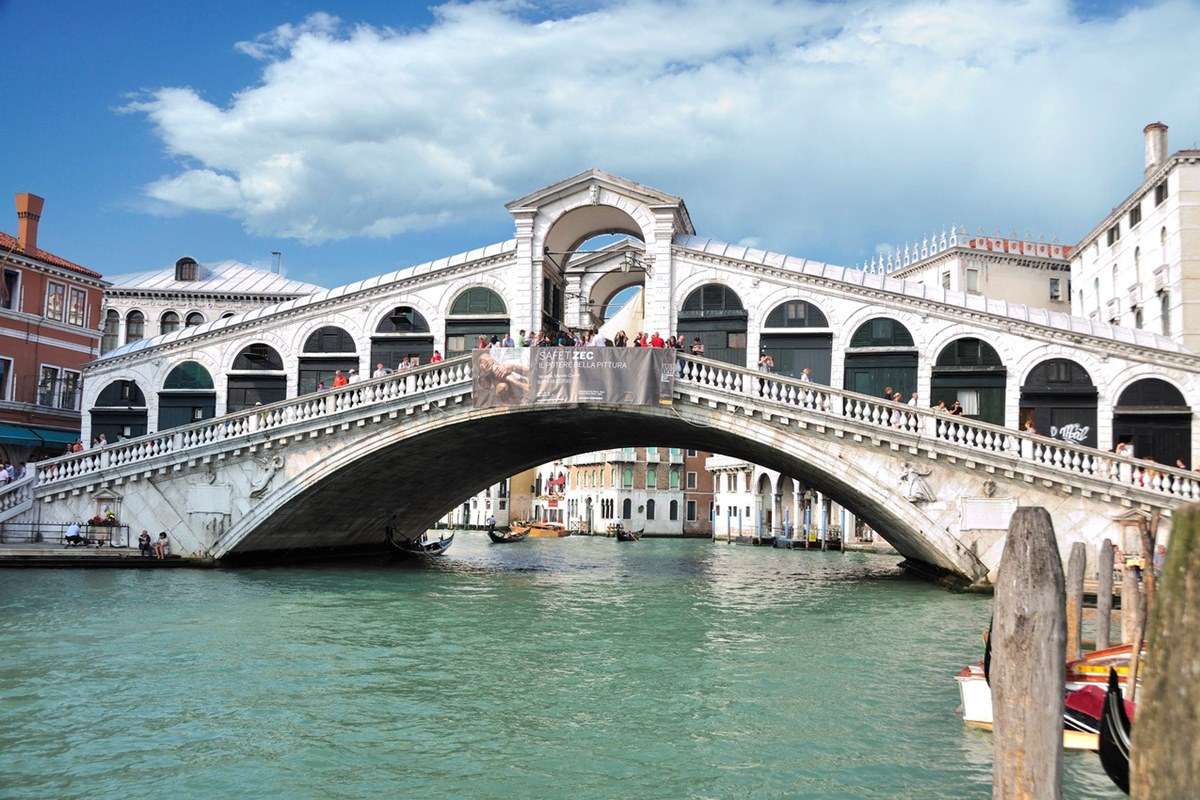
[130,1,1200,257]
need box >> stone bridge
[2,353,1197,585]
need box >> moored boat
[1097,668,1132,794]
[511,521,569,538]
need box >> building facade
[682,448,714,536]
[1072,122,1200,349]
[0,193,106,463]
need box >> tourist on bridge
[650,332,665,347]
[518,330,530,346]
[431,350,443,363]
[332,370,348,388]
[883,385,894,402]
[758,354,774,373]
[502,332,515,347]
[933,400,948,413]
[690,337,704,355]
[348,369,360,384]
[799,367,812,383]
[949,400,964,416]
[373,363,388,378]
[614,331,628,347]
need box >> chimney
[1144,122,1168,177]
[14,192,44,254]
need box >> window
[160,311,180,334]
[1155,180,1168,206]
[185,312,205,327]
[686,500,697,521]
[646,466,657,489]
[940,272,950,290]
[965,269,980,294]
[447,335,466,354]
[622,498,632,519]
[450,287,506,315]
[645,446,658,461]
[101,309,120,354]
[745,506,751,517]
[610,467,617,486]
[1161,292,1171,336]
[686,471,697,489]
[686,449,697,457]
[1135,308,1144,329]
[622,467,633,489]
[44,281,65,321]
[0,356,12,400]
[764,300,828,328]
[175,257,199,281]
[38,366,78,409]
[669,468,681,490]
[1049,277,1062,301]
[669,500,678,521]
[647,499,656,520]
[1106,224,1120,246]
[304,326,356,353]
[727,332,747,350]
[957,389,980,416]
[1129,203,1142,228]
[66,288,87,326]
[2,269,20,310]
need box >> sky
[2,0,1198,289]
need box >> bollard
[1130,505,1200,797]
[1095,539,1114,650]
[1065,542,1086,661]
[992,507,1065,800]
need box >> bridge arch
[210,398,980,580]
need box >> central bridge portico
[4,170,1200,582]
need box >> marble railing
[1,351,1196,513]
[0,473,35,523]
[676,355,1200,502]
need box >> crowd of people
[0,462,28,484]
[472,328,709,352]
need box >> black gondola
[487,528,529,544]
[1098,668,1132,795]
[615,527,643,542]
[392,531,455,556]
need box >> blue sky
[2,0,1197,289]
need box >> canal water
[0,537,1120,799]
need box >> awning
[0,423,78,448]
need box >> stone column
[772,492,783,535]
[641,209,678,337]
[791,481,802,539]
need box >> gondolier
[487,515,497,538]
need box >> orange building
[0,193,107,464]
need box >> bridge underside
[216,403,966,577]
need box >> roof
[0,231,103,280]
[506,168,688,214]
[673,234,1190,354]
[96,238,518,362]
[106,260,324,296]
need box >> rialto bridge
[2,170,1199,584]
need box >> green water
[0,537,1120,799]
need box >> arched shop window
[677,284,747,366]
[90,380,147,441]
[760,300,831,381]
[300,326,359,394]
[1113,378,1191,467]
[843,318,916,399]
[446,289,508,358]
[374,307,434,368]
[227,344,287,412]
[158,361,216,431]
[1019,359,1097,447]
[931,338,1006,425]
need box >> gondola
[615,526,643,542]
[392,530,455,556]
[487,528,529,544]
[1098,668,1132,795]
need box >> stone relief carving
[249,455,286,499]
[899,462,936,503]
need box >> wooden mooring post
[1130,505,1200,797]
[1095,538,1114,650]
[992,507,1064,800]
[1121,559,1143,644]
[1065,541,1085,662]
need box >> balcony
[645,447,660,463]
[1154,265,1169,293]
[1106,297,1121,323]
[668,448,684,464]
[1127,283,1143,308]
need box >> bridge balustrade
[1,352,1198,517]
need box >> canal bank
[0,535,1121,799]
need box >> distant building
[101,258,323,353]
[0,193,107,463]
[864,230,1072,313]
[441,469,535,529]
[1071,122,1200,349]
[682,448,714,536]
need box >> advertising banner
[472,348,674,408]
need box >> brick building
[0,193,106,464]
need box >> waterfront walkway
[0,543,202,567]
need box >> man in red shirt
[650,332,665,348]
[332,370,349,388]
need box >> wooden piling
[992,507,1064,800]
[1065,541,1086,662]
[1121,561,1142,644]
[1095,538,1114,650]
[1130,505,1200,798]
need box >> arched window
[95,380,145,407]
[91,380,147,441]
[669,500,678,521]
[761,300,832,380]
[931,338,1006,424]
[185,312,205,327]
[232,344,284,371]
[677,284,747,366]
[935,338,1002,368]
[101,309,120,354]
[304,326,356,353]
[450,287,506,316]
[163,361,214,390]
[160,311,180,335]
[125,310,145,342]
[764,300,828,328]
[220,312,236,319]
[376,307,430,334]
[646,499,656,520]
[1019,359,1097,447]
[1114,378,1191,466]
[1161,292,1171,336]
[175,257,199,282]
[373,309,434,368]
[622,498,632,520]
[844,318,917,398]
[849,318,914,348]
